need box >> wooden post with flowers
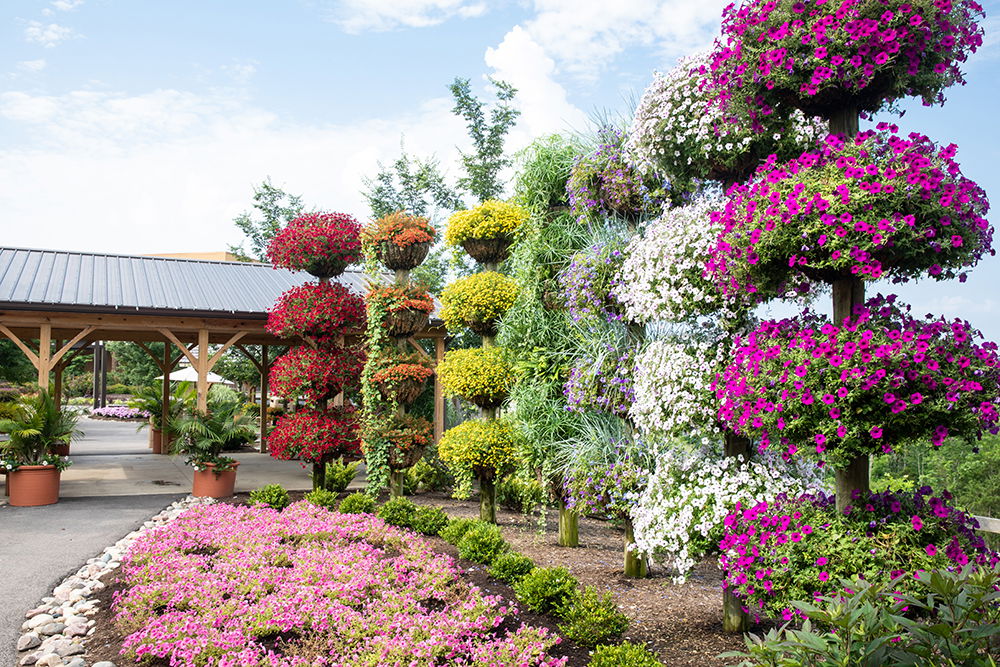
[437,200,527,523]
[360,212,438,498]
[262,213,366,491]
[699,0,995,631]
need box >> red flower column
[265,212,365,490]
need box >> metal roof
[0,246,374,318]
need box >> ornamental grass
[115,502,566,666]
[441,271,519,335]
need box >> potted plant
[268,406,361,490]
[437,347,517,409]
[174,394,258,498]
[266,282,367,342]
[384,414,434,471]
[362,211,437,271]
[266,212,362,280]
[0,390,78,506]
[370,352,434,405]
[444,200,529,266]
[440,271,519,337]
[366,283,436,338]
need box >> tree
[361,146,463,221]
[449,77,520,203]
[0,340,35,384]
[228,178,306,262]
[106,342,164,387]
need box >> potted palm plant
[174,390,257,498]
[128,381,193,454]
[0,390,79,506]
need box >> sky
[1,0,1000,337]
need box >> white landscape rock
[13,495,215,667]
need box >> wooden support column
[196,329,210,414]
[433,336,445,442]
[37,324,52,390]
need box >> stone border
[16,496,216,667]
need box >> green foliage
[405,456,453,493]
[304,488,339,509]
[496,475,546,514]
[439,517,482,545]
[513,566,580,617]
[438,418,524,498]
[0,390,79,467]
[376,497,418,528]
[724,566,1000,667]
[321,458,359,493]
[228,178,305,262]
[488,552,534,584]
[338,492,376,514]
[449,77,520,202]
[0,341,34,383]
[173,388,257,469]
[440,271,519,335]
[456,522,509,564]
[411,506,450,536]
[558,587,629,648]
[106,341,165,387]
[362,146,463,221]
[589,643,664,667]
[512,134,581,213]
[128,381,191,432]
[249,484,291,510]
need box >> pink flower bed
[113,502,566,667]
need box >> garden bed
[85,491,746,666]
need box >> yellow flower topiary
[444,200,529,246]
[440,272,519,335]
[438,418,523,497]
[437,347,516,407]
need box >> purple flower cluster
[558,243,626,323]
[562,444,647,520]
[719,487,999,621]
[708,124,993,301]
[714,295,1000,468]
[707,0,986,114]
[564,345,636,417]
[91,405,150,420]
[566,127,668,223]
[114,502,566,666]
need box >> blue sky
[1,0,999,338]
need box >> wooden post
[37,324,51,390]
[558,506,579,547]
[196,329,209,414]
[480,476,497,523]
[833,276,868,512]
[92,342,101,410]
[623,518,648,578]
[434,336,445,442]
[259,345,269,453]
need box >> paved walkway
[0,418,315,665]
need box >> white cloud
[17,60,47,73]
[221,61,258,84]
[24,20,78,48]
[52,0,85,11]
[0,88,469,255]
[332,0,487,33]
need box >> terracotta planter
[377,378,429,405]
[49,443,70,457]
[150,427,163,454]
[385,308,430,338]
[461,237,513,265]
[191,461,239,498]
[8,465,61,507]
[378,241,430,271]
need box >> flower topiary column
[360,212,438,497]
[438,200,527,523]
[263,213,366,490]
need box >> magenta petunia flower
[911,515,924,531]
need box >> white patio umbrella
[155,366,232,385]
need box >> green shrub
[406,457,453,493]
[439,518,483,545]
[558,586,629,648]
[338,492,376,514]
[724,565,1000,667]
[456,522,509,564]
[411,506,450,536]
[496,476,546,514]
[249,484,290,510]
[322,458,359,493]
[513,566,579,617]
[376,497,418,528]
[107,383,133,395]
[589,643,664,667]
[304,488,339,509]
[489,552,534,584]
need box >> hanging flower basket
[461,237,514,265]
[438,347,516,409]
[370,352,435,405]
[385,308,429,338]
[267,282,366,342]
[266,212,362,280]
[377,378,427,405]
[379,241,431,271]
[268,407,362,465]
[440,271,519,336]
[383,414,434,471]
[368,284,436,338]
[269,345,364,403]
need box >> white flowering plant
[625,52,825,190]
[616,197,738,324]
[629,447,827,583]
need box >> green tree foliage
[448,77,520,203]
[228,178,306,262]
[362,147,463,220]
[0,340,36,384]
[106,342,164,387]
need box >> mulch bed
[85,490,751,666]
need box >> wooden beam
[207,331,247,370]
[974,515,1000,534]
[235,343,264,372]
[160,328,199,367]
[50,326,97,367]
[407,337,432,361]
[0,324,39,366]
[433,336,445,442]
[161,343,173,453]
[37,324,52,390]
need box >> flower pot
[7,465,61,507]
[467,392,507,409]
[49,443,70,457]
[461,237,513,265]
[379,241,431,271]
[304,258,349,280]
[150,427,163,455]
[191,461,239,498]
[385,308,429,338]
[377,378,429,405]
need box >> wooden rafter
[159,328,199,366]
[0,324,39,366]
[51,326,96,366]
[208,331,247,369]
